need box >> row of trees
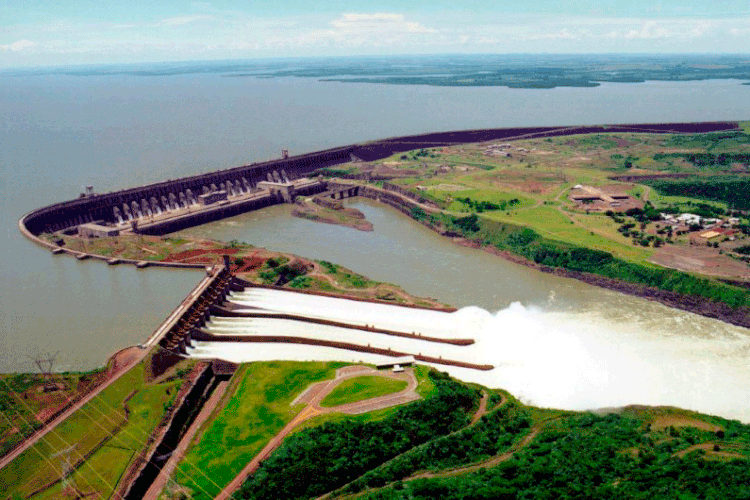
[455,197,520,213]
[644,176,750,210]
[335,401,531,497]
[653,152,750,168]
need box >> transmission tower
[51,444,86,498]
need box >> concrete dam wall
[19,121,738,243]
[20,145,355,238]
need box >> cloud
[3,9,750,66]
[158,14,215,27]
[0,39,34,52]
[526,28,577,40]
[330,13,436,34]
[625,21,672,39]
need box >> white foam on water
[190,294,750,422]
[449,302,750,422]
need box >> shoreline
[454,238,750,329]
[16,121,749,332]
[347,183,750,330]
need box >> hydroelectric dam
[16,121,740,373]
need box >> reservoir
[2,71,750,419]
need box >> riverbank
[344,182,750,329]
[457,238,750,328]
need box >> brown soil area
[674,443,746,459]
[165,248,240,262]
[614,138,637,147]
[470,392,489,425]
[234,256,265,274]
[650,245,750,279]
[108,346,142,375]
[651,415,722,433]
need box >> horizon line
[3,51,750,73]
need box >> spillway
[204,317,470,359]
[226,288,470,337]
[187,287,750,423]
[187,286,488,371]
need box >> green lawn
[482,207,652,261]
[320,376,408,408]
[424,185,536,213]
[294,365,435,433]
[172,361,344,500]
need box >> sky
[2,0,750,67]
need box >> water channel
[178,199,750,422]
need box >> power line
[72,395,222,499]
[75,354,232,498]
[14,353,224,499]
[0,377,124,499]
[0,401,98,498]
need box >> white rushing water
[227,288,463,336]
[188,289,750,422]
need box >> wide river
[2,71,750,419]
[178,199,750,421]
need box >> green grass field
[1,361,180,500]
[294,365,436,433]
[482,207,653,261]
[320,376,408,408]
[172,361,345,500]
[352,131,750,268]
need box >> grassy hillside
[223,365,750,500]
[172,361,345,500]
[320,376,408,408]
[0,358,185,499]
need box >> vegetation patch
[643,176,750,210]
[0,360,182,499]
[354,411,750,500]
[332,401,532,497]
[173,361,344,500]
[237,370,480,500]
[320,376,408,408]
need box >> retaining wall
[191,330,493,371]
